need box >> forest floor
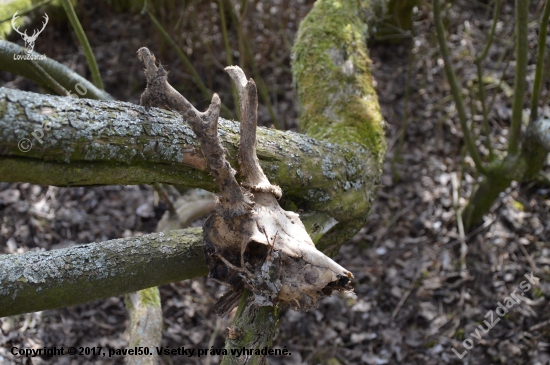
[1,0,550,364]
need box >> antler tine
[11,11,26,36]
[37,13,48,34]
[225,66,282,198]
[138,48,252,218]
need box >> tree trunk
[462,118,550,230]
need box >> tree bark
[462,118,550,230]
[0,86,378,252]
[0,228,206,317]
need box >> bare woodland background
[1,0,550,364]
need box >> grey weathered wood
[0,228,206,317]
[0,86,379,252]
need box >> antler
[11,12,48,41]
[225,66,282,198]
[33,13,49,38]
[137,48,353,316]
[11,11,27,37]
[137,47,252,219]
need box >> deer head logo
[11,11,49,54]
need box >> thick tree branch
[0,228,206,318]
[291,0,388,251]
[0,86,378,251]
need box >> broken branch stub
[138,47,353,314]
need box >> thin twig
[507,0,530,155]
[530,0,550,121]
[204,317,223,365]
[226,0,281,129]
[24,54,69,96]
[391,35,414,180]
[61,0,104,90]
[433,0,487,174]
[218,0,241,120]
[518,241,537,272]
[391,272,420,321]
[452,173,468,276]
[152,183,176,215]
[145,8,234,118]
[474,0,500,161]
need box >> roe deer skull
[138,47,353,315]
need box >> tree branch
[0,40,112,100]
[0,86,378,252]
[530,0,550,121]
[0,228,206,318]
[433,0,487,174]
[508,0,530,154]
[126,287,163,365]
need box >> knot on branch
[138,47,353,315]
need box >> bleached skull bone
[137,47,354,313]
[203,191,353,310]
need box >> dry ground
[1,0,550,364]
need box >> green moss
[292,0,387,165]
[137,286,161,307]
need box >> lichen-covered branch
[220,290,279,365]
[126,288,163,365]
[0,86,377,251]
[0,228,207,318]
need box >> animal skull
[138,48,353,314]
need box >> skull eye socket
[244,240,269,267]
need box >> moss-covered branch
[0,228,206,318]
[292,0,387,158]
[291,0,388,253]
[221,291,279,365]
[0,86,378,251]
[219,1,390,363]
